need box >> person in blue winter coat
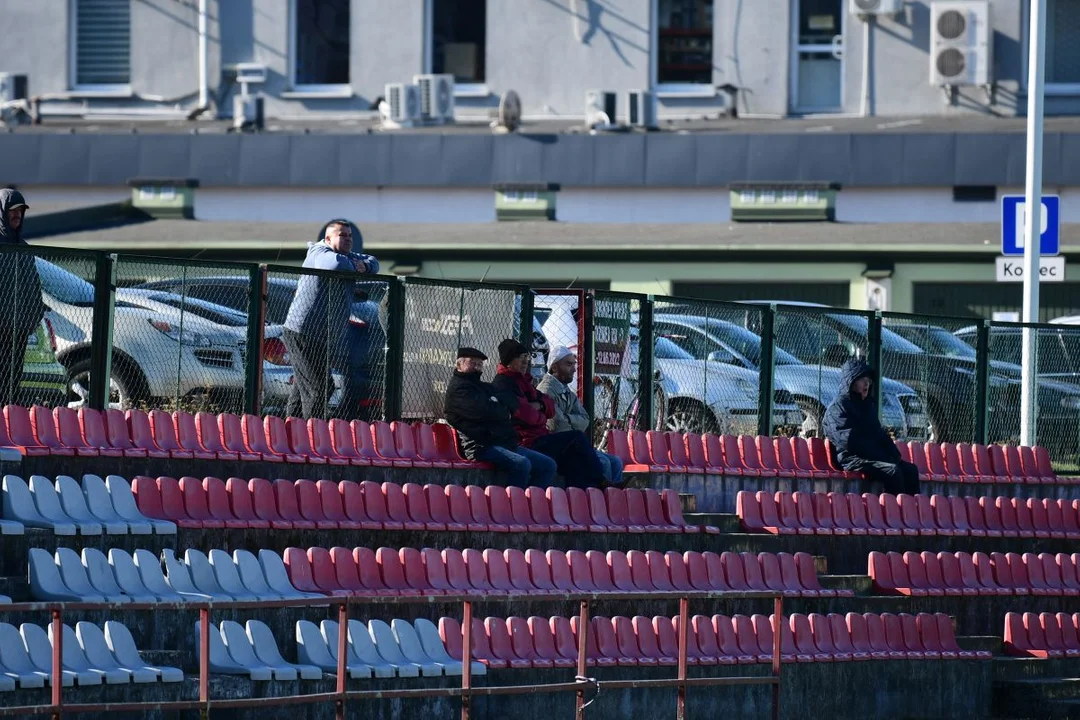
[283,220,379,419]
[822,358,920,495]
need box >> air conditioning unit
[585,90,617,129]
[626,90,657,129]
[930,1,992,87]
[384,83,421,128]
[0,73,28,103]
[849,0,903,15]
[413,73,455,124]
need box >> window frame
[68,0,133,96]
[424,0,490,97]
[650,0,718,98]
[1023,0,1080,96]
[287,0,353,95]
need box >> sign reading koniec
[995,256,1066,282]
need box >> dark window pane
[433,0,486,83]
[295,0,350,85]
[1049,0,1080,84]
[798,0,842,45]
[658,0,713,84]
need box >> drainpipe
[197,0,209,111]
[860,15,873,117]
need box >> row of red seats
[896,439,1067,485]
[131,476,710,534]
[1005,612,1080,658]
[738,490,1080,538]
[438,612,984,668]
[871,551,1080,597]
[282,546,844,598]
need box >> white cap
[548,345,575,368]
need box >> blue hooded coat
[822,358,902,470]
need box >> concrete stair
[992,675,1080,719]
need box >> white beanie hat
[548,345,576,368]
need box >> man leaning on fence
[0,189,45,407]
[537,345,624,487]
[282,220,378,419]
[823,358,920,495]
[443,347,558,488]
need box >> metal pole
[51,609,62,720]
[461,601,473,720]
[197,0,209,110]
[757,305,776,436]
[974,320,991,444]
[638,296,655,431]
[582,293,597,424]
[772,597,783,720]
[199,607,210,720]
[575,600,590,720]
[244,265,267,416]
[336,600,348,720]
[860,15,873,117]
[88,253,116,411]
[676,597,689,720]
[1021,0,1048,446]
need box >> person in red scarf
[491,339,607,488]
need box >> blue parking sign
[1001,195,1060,256]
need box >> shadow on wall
[536,0,649,65]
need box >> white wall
[194,188,494,223]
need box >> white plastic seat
[0,594,9,603]
[30,476,96,535]
[56,475,120,535]
[3,475,75,535]
[392,619,449,676]
[104,475,167,534]
[0,518,24,535]
[196,620,271,680]
[233,550,285,600]
[0,623,48,688]
[28,547,85,601]
[80,548,131,603]
[413,618,484,676]
[17,623,78,687]
[208,549,259,601]
[104,621,183,683]
[134,549,194,602]
[305,619,371,679]
[341,619,397,678]
[56,623,129,684]
[162,549,213,601]
[54,547,119,603]
[246,620,321,680]
[220,620,294,680]
[368,619,428,677]
[76,622,156,684]
[107,549,159,602]
[0,671,13,692]
[185,549,234,600]
[259,549,324,601]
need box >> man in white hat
[537,345,624,487]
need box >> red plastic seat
[247,478,295,529]
[845,493,880,536]
[505,617,548,669]
[505,550,536,593]
[681,552,711,592]
[897,494,934,536]
[17,405,71,456]
[307,418,348,466]
[370,421,412,468]
[940,614,987,659]
[661,488,711,533]
[282,547,325,595]
[424,484,466,532]
[377,546,422,596]
[100,409,145,458]
[586,487,626,532]
[294,479,338,529]
[188,412,237,461]
[590,617,631,666]
[263,415,305,463]
[719,435,756,476]
[626,550,655,592]
[861,613,902,659]
[607,551,637,592]
[810,612,851,661]
[359,481,403,530]
[1014,497,1047,539]
[791,437,829,479]
[956,442,990,482]
[337,481,381,530]
[813,493,849,536]
[567,487,605,533]
[487,486,528,533]
[352,547,394,596]
[604,488,645,533]
[481,549,514,594]
[401,482,443,531]
[306,547,349,596]
[737,552,768,592]
[467,485,508,532]
[125,409,170,458]
[1034,446,1060,481]
[648,431,689,473]
[797,552,845,597]
[682,432,718,474]
[529,617,575,668]
[772,492,808,535]
[809,437,849,479]
[606,429,648,473]
[903,551,943,596]
[526,486,566,532]
[985,444,1012,482]
[390,421,431,469]
[633,616,676,666]
[547,487,587,532]
[272,478,317,529]
[971,551,1010,596]
[551,617,589,667]
[790,614,830,662]
[130,476,168,520]
[924,442,950,484]
[1045,499,1073,539]
[382,482,424,531]
[828,613,867,660]
[176,476,224,528]
[524,549,556,592]
[862,493,900,536]
[326,418,368,466]
[413,424,453,469]
[1020,551,1055,596]
[691,615,732,665]
[739,435,776,477]
[216,413,260,461]
[240,414,283,463]
[880,493,916,536]
[931,495,963,536]
[882,613,923,659]
[758,552,795,597]
[915,612,955,659]
[224,477,270,529]
[906,443,938,483]
[738,491,783,534]
[202,476,246,528]
[568,550,600,592]
[1040,553,1077,596]
[612,616,647,666]
[329,546,367,594]
[632,488,678,532]
[447,485,486,532]
[970,497,1003,537]
[774,437,810,478]
[419,548,453,595]
[996,497,1028,538]
[431,423,483,470]
[586,551,616,592]
[283,417,326,464]
[399,548,434,594]
[900,612,939,659]
[829,492,862,536]
[869,551,900,595]
[1025,612,1064,658]
[750,614,793,663]
[940,443,964,481]
[655,616,696,666]
[938,552,977,597]
[463,548,500,595]
[548,550,582,592]
[756,436,794,478]
[845,613,884,660]
[315,480,362,530]
[701,434,728,474]
[52,406,98,457]
[792,492,828,535]
[171,411,216,460]
[989,552,1025,596]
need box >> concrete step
[994,657,1080,682]
[819,574,872,595]
[960,635,1004,655]
[683,512,739,533]
[0,575,28,601]
[992,676,1080,718]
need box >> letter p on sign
[1014,202,1049,249]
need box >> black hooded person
[0,189,46,406]
[822,357,920,495]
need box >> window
[291,0,351,89]
[1048,0,1080,87]
[431,0,487,86]
[72,0,131,90]
[656,0,714,87]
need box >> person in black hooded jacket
[0,189,46,407]
[822,358,920,495]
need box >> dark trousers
[532,430,606,489]
[282,329,332,420]
[859,459,921,495]
[0,321,34,407]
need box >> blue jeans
[476,445,558,488]
[596,451,624,486]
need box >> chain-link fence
[590,291,647,447]
[399,278,528,422]
[263,264,388,423]
[533,289,585,396]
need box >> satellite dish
[496,90,522,133]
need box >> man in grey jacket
[537,346,624,487]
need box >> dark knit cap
[498,338,530,366]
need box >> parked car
[652,313,928,440]
[12,318,67,408]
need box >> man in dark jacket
[443,347,557,488]
[491,339,606,488]
[0,189,45,407]
[823,358,920,495]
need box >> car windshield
[901,326,977,359]
[990,331,1080,374]
[35,258,97,307]
[828,314,926,354]
[144,293,248,327]
[654,336,695,360]
[697,318,802,366]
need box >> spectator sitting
[491,339,606,489]
[537,345,624,487]
[823,358,920,495]
[443,346,557,488]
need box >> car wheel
[662,399,719,435]
[65,358,139,411]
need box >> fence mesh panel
[400,279,525,422]
[263,265,387,422]
[112,258,259,416]
[591,292,645,447]
[0,247,96,410]
[533,289,585,396]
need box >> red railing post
[461,600,473,720]
[676,596,689,720]
[336,599,348,720]
[51,608,62,720]
[575,599,590,720]
[772,596,783,720]
[199,606,210,720]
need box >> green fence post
[88,253,117,411]
[974,320,990,445]
[384,276,407,422]
[244,264,267,416]
[581,292,596,423]
[519,288,535,347]
[868,311,884,423]
[757,304,776,436]
[638,296,655,431]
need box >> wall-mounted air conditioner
[626,90,657,129]
[585,90,617,129]
[930,1,992,87]
[384,83,421,128]
[849,0,903,16]
[413,73,455,123]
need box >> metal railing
[10,243,1080,471]
[0,590,782,720]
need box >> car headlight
[148,319,211,347]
